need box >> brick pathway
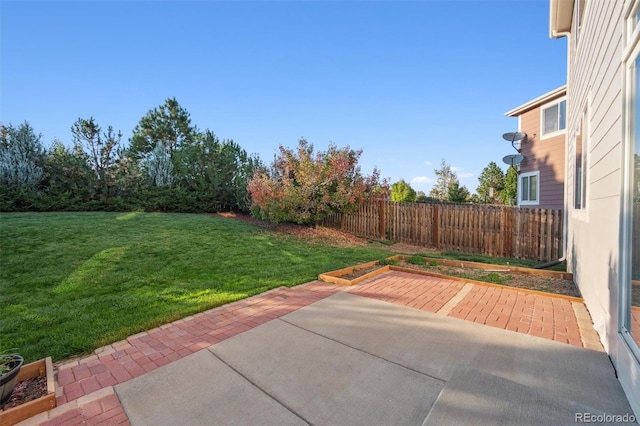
[17,272,601,426]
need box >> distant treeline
[0,98,262,213]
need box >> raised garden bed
[318,258,399,286]
[0,357,56,426]
[319,255,581,299]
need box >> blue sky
[1,0,566,195]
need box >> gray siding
[566,0,623,353]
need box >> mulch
[1,376,47,411]
[215,212,370,246]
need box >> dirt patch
[340,264,382,280]
[215,212,371,247]
[1,376,47,411]
[384,242,439,255]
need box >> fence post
[379,200,386,239]
[433,204,440,249]
[505,207,513,258]
[340,213,345,231]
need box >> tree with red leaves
[247,139,388,225]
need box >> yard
[0,211,573,365]
[0,212,392,363]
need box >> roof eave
[504,85,567,117]
[549,0,574,38]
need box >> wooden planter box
[0,357,56,426]
[319,255,403,286]
[319,255,579,302]
[420,257,574,281]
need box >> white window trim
[620,0,640,368]
[540,96,567,140]
[518,171,540,206]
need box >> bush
[407,255,426,265]
[248,139,387,225]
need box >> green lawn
[0,212,391,363]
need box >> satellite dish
[502,132,526,143]
[502,154,524,167]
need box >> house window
[519,171,539,205]
[541,99,567,137]
[574,107,588,209]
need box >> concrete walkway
[17,271,632,425]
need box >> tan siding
[518,104,565,210]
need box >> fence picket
[321,201,564,261]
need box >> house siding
[556,0,640,414]
[518,101,566,210]
[566,0,623,353]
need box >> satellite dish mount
[502,132,527,153]
[502,154,524,171]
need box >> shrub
[407,255,426,265]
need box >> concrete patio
[17,271,636,425]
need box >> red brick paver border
[347,271,591,348]
[22,271,601,426]
[53,282,342,407]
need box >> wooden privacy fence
[321,201,564,261]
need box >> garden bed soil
[1,376,47,410]
[0,357,56,426]
[325,256,581,298]
[394,258,580,298]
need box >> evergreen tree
[42,139,96,205]
[130,97,196,158]
[0,122,44,191]
[71,117,121,197]
[501,166,518,205]
[141,143,175,187]
[448,181,470,203]
[476,161,505,204]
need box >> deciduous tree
[248,139,387,224]
[429,159,458,201]
[391,179,416,202]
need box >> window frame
[621,0,640,363]
[540,98,567,140]
[518,171,540,206]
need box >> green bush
[407,255,426,265]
